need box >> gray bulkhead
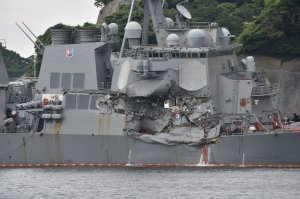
[36,42,112,93]
[217,73,253,114]
[0,45,9,125]
[111,56,209,97]
[46,96,127,135]
[36,41,116,135]
[206,50,240,113]
[0,46,9,85]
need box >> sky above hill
[0,0,99,57]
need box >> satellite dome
[125,21,142,39]
[108,23,118,35]
[165,18,174,28]
[101,23,110,33]
[221,27,230,37]
[167,33,179,47]
[246,56,255,72]
[187,29,206,48]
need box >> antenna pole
[119,0,135,60]
[33,54,37,79]
[15,23,43,53]
[16,23,36,46]
[142,0,150,45]
[22,22,45,48]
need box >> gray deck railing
[251,83,280,96]
[166,22,211,30]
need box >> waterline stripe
[1,163,300,168]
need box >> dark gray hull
[208,132,300,166]
[0,133,202,165]
[1,132,299,166]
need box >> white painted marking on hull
[240,153,246,167]
[125,149,132,166]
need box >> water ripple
[0,167,299,199]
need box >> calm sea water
[0,167,299,199]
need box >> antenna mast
[16,22,44,54]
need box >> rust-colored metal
[1,163,300,168]
[54,121,62,134]
[240,98,247,107]
[99,114,111,135]
[202,145,208,164]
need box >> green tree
[238,0,300,58]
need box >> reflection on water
[0,167,299,199]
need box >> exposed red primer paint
[202,146,208,164]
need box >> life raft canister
[240,98,247,107]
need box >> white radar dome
[125,21,142,39]
[108,23,118,35]
[187,29,206,48]
[222,27,230,37]
[167,33,179,47]
[246,56,255,72]
[101,22,110,33]
[165,18,175,28]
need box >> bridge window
[73,73,85,89]
[61,73,71,89]
[90,95,98,109]
[50,73,60,88]
[192,53,198,58]
[200,53,207,58]
[65,94,77,109]
[180,53,187,58]
[172,52,179,58]
[78,95,90,109]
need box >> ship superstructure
[0,0,299,167]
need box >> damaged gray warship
[1,0,300,167]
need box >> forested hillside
[99,0,300,58]
[239,0,300,58]
[3,0,299,78]
[0,45,32,78]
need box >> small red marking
[240,98,247,107]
